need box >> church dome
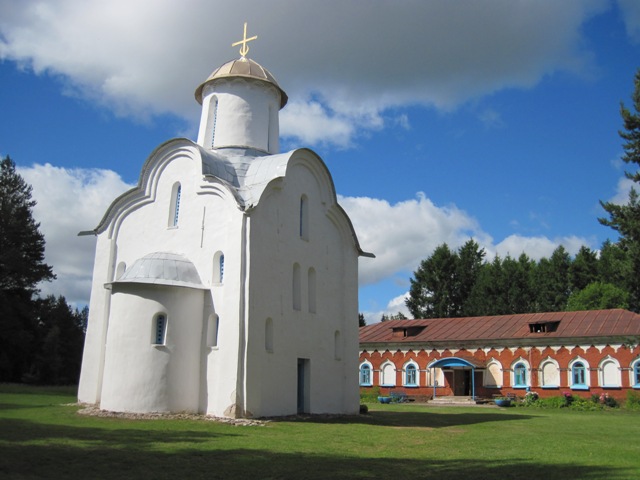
[113,252,206,290]
[195,57,288,108]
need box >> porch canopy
[430,357,485,400]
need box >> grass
[1,385,640,479]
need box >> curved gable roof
[80,139,373,257]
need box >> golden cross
[232,22,257,57]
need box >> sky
[1,0,640,324]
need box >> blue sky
[1,1,640,323]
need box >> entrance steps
[428,396,478,406]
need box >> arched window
[633,360,640,388]
[513,362,527,388]
[484,361,502,388]
[380,362,396,387]
[334,330,341,360]
[169,182,181,227]
[153,314,167,345]
[359,363,372,386]
[570,360,589,390]
[299,195,309,240]
[405,363,418,386]
[540,358,560,388]
[210,96,218,148]
[213,251,224,284]
[206,314,219,347]
[308,267,316,314]
[599,357,620,387]
[292,263,301,311]
[265,318,274,353]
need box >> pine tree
[0,156,55,381]
[600,69,640,310]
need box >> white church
[77,27,372,418]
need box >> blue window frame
[514,363,527,387]
[634,362,640,387]
[405,364,417,386]
[572,361,588,389]
[360,364,372,386]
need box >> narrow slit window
[293,263,301,311]
[299,195,309,240]
[169,182,182,227]
[154,314,167,345]
[210,97,218,148]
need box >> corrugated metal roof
[359,310,640,346]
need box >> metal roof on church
[359,309,640,347]
[195,57,288,107]
[109,252,207,290]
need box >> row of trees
[406,240,631,318]
[0,156,86,384]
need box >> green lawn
[1,385,639,479]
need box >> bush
[535,396,568,409]
[360,386,381,403]
[359,404,369,414]
[625,391,640,411]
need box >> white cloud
[0,0,612,146]
[17,165,596,310]
[341,192,493,285]
[494,234,588,260]
[618,0,640,43]
[607,176,635,205]
[18,163,133,305]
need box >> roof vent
[392,326,426,338]
[529,321,560,333]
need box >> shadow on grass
[272,410,536,428]
[0,417,237,446]
[0,440,629,480]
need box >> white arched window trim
[510,357,530,388]
[403,360,419,387]
[598,356,621,388]
[539,357,561,389]
[380,361,396,387]
[568,357,590,390]
[484,360,502,388]
[359,361,373,386]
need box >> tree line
[0,156,86,384]
[406,240,631,318]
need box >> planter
[378,396,392,404]
[495,398,511,407]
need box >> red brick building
[359,309,640,401]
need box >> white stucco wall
[197,79,281,153]
[243,153,360,417]
[100,283,204,413]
